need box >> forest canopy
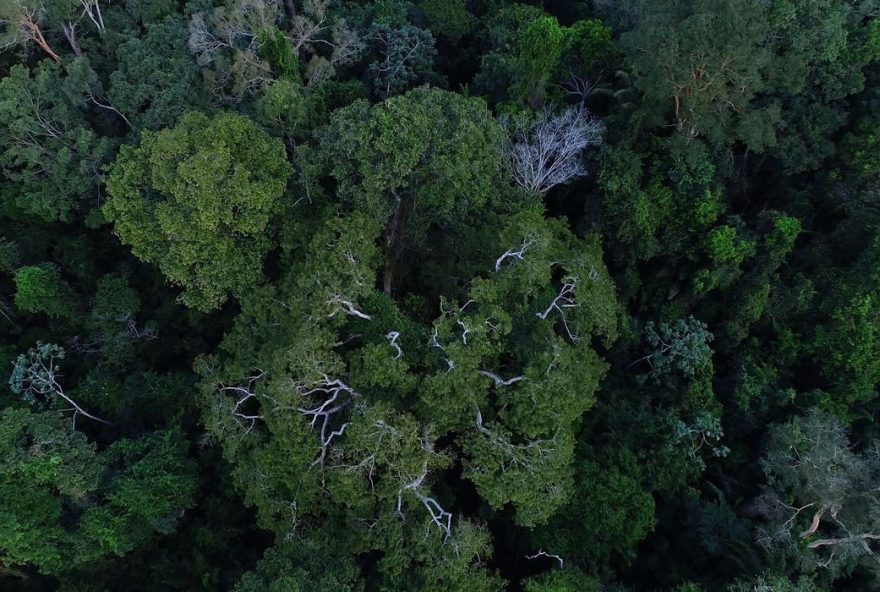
[2,0,880,591]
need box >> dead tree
[61,22,81,56]
[289,0,365,86]
[80,0,105,30]
[187,0,279,99]
[505,106,604,195]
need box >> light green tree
[104,111,291,311]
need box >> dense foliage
[2,1,880,590]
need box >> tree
[366,24,437,99]
[233,545,357,592]
[416,0,474,41]
[810,291,880,417]
[474,6,612,107]
[639,317,715,382]
[504,105,605,196]
[532,449,656,568]
[622,0,781,149]
[523,569,600,592]
[0,408,195,575]
[598,138,722,263]
[104,111,291,311]
[314,87,506,295]
[13,265,76,319]
[0,60,114,222]
[755,410,880,573]
[109,15,207,130]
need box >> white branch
[506,106,604,195]
[327,296,372,320]
[17,351,110,425]
[219,370,266,433]
[397,462,453,539]
[296,375,360,465]
[495,236,537,271]
[479,370,525,387]
[536,278,581,344]
[385,331,403,359]
[526,550,564,568]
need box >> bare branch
[526,550,564,568]
[808,533,880,550]
[218,370,266,434]
[397,461,453,539]
[11,345,109,425]
[327,296,372,321]
[386,331,403,359]
[296,375,360,465]
[478,370,525,387]
[80,0,105,30]
[495,236,537,272]
[505,106,604,195]
[536,277,581,344]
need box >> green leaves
[109,15,205,131]
[643,317,714,382]
[0,60,113,222]
[13,265,75,319]
[0,409,195,574]
[104,111,291,311]
[316,87,504,221]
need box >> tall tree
[103,111,291,311]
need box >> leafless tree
[368,24,433,98]
[754,411,880,571]
[561,71,599,105]
[290,0,364,86]
[187,0,279,99]
[505,106,604,195]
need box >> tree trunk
[62,23,82,56]
[24,18,62,63]
[283,0,297,22]
[382,190,403,296]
